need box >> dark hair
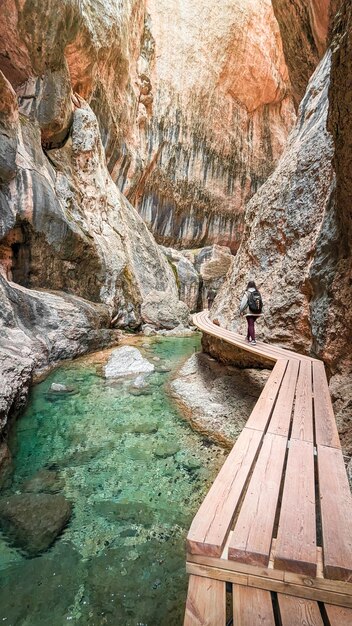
[246,281,257,290]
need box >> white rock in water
[104,346,154,378]
[50,383,70,392]
[132,375,149,389]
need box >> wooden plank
[228,433,287,567]
[184,575,226,626]
[188,552,286,582]
[187,427,263,556]
[188,553,352,596]
[325,604,352,626]
[245,359,288,431]
[233,586,275,626]
[193,311,314,363]
[291,360,314,442]
[313,361,340,449]
[186,562,352,609]
[267,359,300,436]
[274,439,317,576]
[278,594,323,626]
[317,445,352,581]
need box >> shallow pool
[0,336,226,625]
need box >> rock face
[160,244,233,312]
[0,87,184,327]
[325,0,352,374]
[0,0,295,253]
[211,52,335,358]
[0,275,116,432]
[132,0,295,249]
[271,0,331,106]
[0,60,187,432]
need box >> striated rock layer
[131,0,295,249]
[0,0,296,252]
[0,83,186,329]
[271,0,331,106]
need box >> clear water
[0,337,226,626]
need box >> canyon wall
[211,52,335,359]
[210,1,352,383]
[0,0,296,253]
[131,0,295,250]
[0,1,189,433]
[271,0,331,106]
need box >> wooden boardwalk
[184,311,352,626]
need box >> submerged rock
[132,375,149,389]
[154,441,180,458]
[104,346,154,378]
[22,469,64,494]
[50,383,75,393]
[0,542,82,625]
[94,500,155,526]
[170,352,269,446]
[0,493,72,556]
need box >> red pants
[246,316,257,341]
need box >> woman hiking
[239,281,263,345]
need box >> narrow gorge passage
[0,1,351,625]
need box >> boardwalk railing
[184,311,352,626]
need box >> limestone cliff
[0,0,189,433]
[211,52,335,358]
[131,0,295,250]
[0,0,295,252]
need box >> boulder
[141,290,189,330]
[104,346,154,378]
[22,469,64,494]
[0,493,72,555]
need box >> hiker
[239,281,263,345]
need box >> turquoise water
[0,337,226,626]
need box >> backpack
[247,290,263,314]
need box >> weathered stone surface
[141,289,189,329]
[211,52,335,358]
[1,97,184,324]
[0,0,295,251]
[170,353,269,446]
[0,443,12,489]
[160,244,233,312]
[0,493,72,555]
[0,275,117,431]
[104,346,154,378]
[132,0,295,249]
[325,0,352,375]
[197,245,234,310]
[50,383,74,393]
[272,0,331,106]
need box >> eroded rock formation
[211,52,335,358]
[0,0,296,252]
[132,0,295,249]
[160,244,233,312]
[271,0,331,106]
[213,52,337,355]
